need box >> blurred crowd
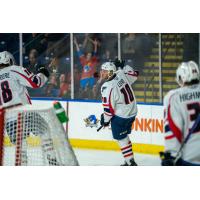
[0,33,158,100]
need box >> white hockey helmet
[176,61,200,86]
[101,62,116,72]
[0,51,16,65]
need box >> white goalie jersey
[164,83,200,164]
[0,65,48,108]
[101,65,139,123]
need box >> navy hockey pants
[111,115,136,140]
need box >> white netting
[1,105,78,166]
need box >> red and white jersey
[0,65,48,108]
[101,65,139,123]
[164,83,200,164]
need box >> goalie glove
[37,67,50,78]
[100,113,110,127]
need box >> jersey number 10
[0,81,13,105]
[120,84,134,104]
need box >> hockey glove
[37,67,50,78]
[113,58,125,69]
[160,151,176,166]
[100,113,110,127]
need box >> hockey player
[100,61,139,166]
[0,51,49,108]
[161,61,200,166]
[0,51,49,143]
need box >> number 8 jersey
[0,65,48,108]
[101,65,139,123]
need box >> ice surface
[74,148,161,166]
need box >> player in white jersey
[161,61,200,166]
[100,60,139,166]
[0,51,49,108]
[0,51,49,144]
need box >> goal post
[0,104,79,166]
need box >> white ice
[74,148,161,166]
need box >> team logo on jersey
[84,115,100,128]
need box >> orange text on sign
[132,118,163,133]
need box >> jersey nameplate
[117,79,125,88]
[0,73,10,80]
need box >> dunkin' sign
[132,118,163,133]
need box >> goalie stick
[174,114,200,165]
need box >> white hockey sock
[117,136,134,165]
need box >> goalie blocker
[0,104,78,166]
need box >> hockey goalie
[0,51,78,166]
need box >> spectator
[183,33,199,64]
[45,74,59,97]
[25,49,46,97]
[99,33,118,61]
[122,33,136,61]
[48,57,60,75]
[122,33,155,73]
[25,49,44,74]
[92,70,106,100]
[73,66,81,98]
[74,36,98,98]
[48,56,68,79]
[101,49,113,63]
[122,33,143,70]
[59,74,70,98]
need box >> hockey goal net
[0,104,78,166]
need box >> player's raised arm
[123,65,139,84]
[113,58,139,84]
[11,65,49,89]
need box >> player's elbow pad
[37,67,50,78]
[134,70,139,76]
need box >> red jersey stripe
[167,104,182,143]
[25,93,32,104]
[108,89,115,115]
[11,70,39,88]
[165,135,175,140]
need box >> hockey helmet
[176,61,200,86]
[0,51,16,65]
[101,62,117,79]
[101,62,116,72]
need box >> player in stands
[0,51,49,108]
[100,59,139,166]
[161,61,200,166]
[0,51,49,143]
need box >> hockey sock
[117,136,134,165]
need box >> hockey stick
[174,114,200,164]
[97,125,103,132]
